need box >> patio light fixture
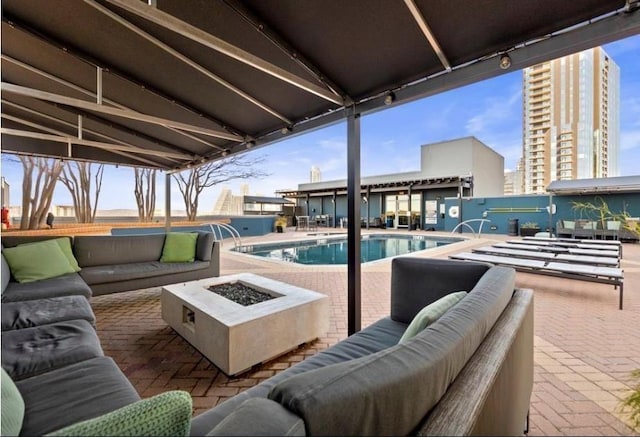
[384,92,395,105]
[499,53,512,70]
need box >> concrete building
[522,47,620,194]
[1,177,9,207]
[310,166,321,183]
[279,137,504,231]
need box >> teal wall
[445,193,640,235]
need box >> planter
[519,227,541,237]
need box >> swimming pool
[234,234,463,265]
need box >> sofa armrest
[417,288,534,436]
[390,258,491,324]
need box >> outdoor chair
[602,220,621,240]
[556,220,575,238]
[573,220,596,239]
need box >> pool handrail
[451,219,491,238]
[208,222,242,248]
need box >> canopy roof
[547,176,640,195]
[2,0,639,171]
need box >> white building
[310,166,321,183]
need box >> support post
[366,186,370,229]
[165,172,172,232]
[332,192,337,228]
[347,109,361,335]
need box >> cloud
[465,88,521,135]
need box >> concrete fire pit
[161,273,329,375]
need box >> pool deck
[91,228,640,435]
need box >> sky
[2,35,639,213]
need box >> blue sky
[2,35,639,212]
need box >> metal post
[548,192,554,236]
[332,192,337,228]
[347,109,361,335]
[96,67,103,105]
[366,186,370,229]
[165,172,172,232]
[306,193,310,216]
[408,185,413,231]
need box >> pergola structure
[2,0,639,334]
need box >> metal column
[165,172,172,232]
[347,109,361,335]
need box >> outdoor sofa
[1,250,533,435]
[1,233,219,299]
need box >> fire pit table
[161,273,329,375]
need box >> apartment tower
[522,47,620,193]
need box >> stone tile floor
[91,230,640,435]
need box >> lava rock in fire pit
[208,282,275,306]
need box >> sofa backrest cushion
[196,232,215,262]
[390,258,490,324]
[269,266,516,436]
[74,234,166,267]
[207,398,305,436]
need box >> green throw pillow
[1,367,25,437]
[160,232,198,263]
[47,390,192,437]
[2,239,76,283]
[21,237,81,272]
[399,291,468,343]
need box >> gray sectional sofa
[191,258,534,436]
[1,233,220,298]
[1,232,220,436]
[1,243,533,435]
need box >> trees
[173,155,268,221]
[58,161,104,223]
[134,168,157,222]
[12,155,64,230]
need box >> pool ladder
[208,223,242,249]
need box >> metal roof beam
[1,55,227,153]
[2,83,244,141]
[104,0,344,106]
[2,102,174,167]
[1,128,192,160]
[404,0,451,71]
[84,0,292,125]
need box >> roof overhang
[547,176,640,195]
[2,0,639,170]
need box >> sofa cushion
[18,237,81,273]
[399,291,467,343]
[0,273,91,303]
[196,232,215,262]
[79,260,210,285]
[160,232,198,263]
[2,240,76,283]
[207,398,305,437]
[1,319,103,380]
[16,357,141,436]
[73,234,166,267]
[1,367,24,437]
[48,390,192,437]
[390,258,490,324]
[268,266,516,436]
[1,296,95,331]
[190,316,407,436]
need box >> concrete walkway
[91,229,640,435]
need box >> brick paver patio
[90,230,640,435]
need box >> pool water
[234,234,462,265]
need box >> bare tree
[134,168,157,222]
[58,161,104,223]
[8,155,64,230]
[174,155,268,221]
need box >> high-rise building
[522,47,620,194]
[310,166,321,183]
